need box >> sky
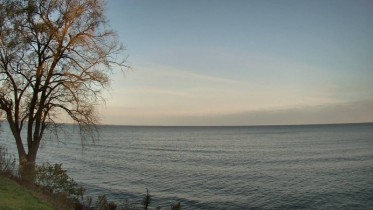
[99,0,373,126]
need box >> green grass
[0,176,56,210]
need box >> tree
[0,0,125,181]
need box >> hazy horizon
[98,121,373,127]
[97,0,373,126]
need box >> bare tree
[0,0,125,180]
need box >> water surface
[1,123,372,209]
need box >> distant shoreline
[1,120,372,128]
[96,121,373,128]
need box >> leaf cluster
[35,162,84,200]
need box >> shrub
[35,162,84,200]
[77,195,93,210]
[142,188,152,210]
[0,145,16,176]
[95,194,118,210]
[171,202,181,210]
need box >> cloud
[99,100,373,126]
[130,65,241,86]
[103,48,373,126]
[126,87,194,98]
[182,100,373,126]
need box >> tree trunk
[7,120,39,183]
[7,116,26,160]
[21,133,42,183]
[19,154,37,184]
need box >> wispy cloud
[132,64,241,85]
[127,86,194,98]
[171,100,373,126]
[104,48,373,125]
[99,98,373,126]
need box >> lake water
[1,123,373,209]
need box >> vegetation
[1,144,182,210]
[0,0,125,181]
[35,162,84,200]
[142,188,152,210]
[0,176,56,210]
[171,202,182,210]
[0,145,16,176]
[0,0,182,208]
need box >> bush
[35,162,84,200]
[171,202,181,210]
[14,161,182,210]
[142,189,151,210]
[95,194,118,210]
[0,145,16,176]
[0,152,183,210]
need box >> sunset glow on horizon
[98,0,373,126]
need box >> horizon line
[1,120,372,127]
[97,121,373,127]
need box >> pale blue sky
[99,0,373,125]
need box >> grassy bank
[0,144,182,210]
[0,176,56,210]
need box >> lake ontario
[1,123,373,209]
